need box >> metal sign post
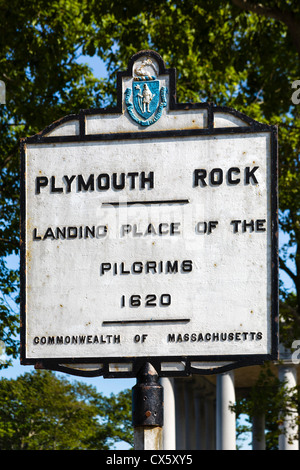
[132,363,163,450]
[20,50,278,450]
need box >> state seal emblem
[125,57,167,126]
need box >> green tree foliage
[0,370,133,450]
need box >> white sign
[20,51,278,376]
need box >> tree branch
[231,0,291,22]
[231,0,300,56]
[279,256,297,284]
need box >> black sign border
[20,50,278,378]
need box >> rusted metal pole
[132,362,163,450]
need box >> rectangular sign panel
[21,132,277,367]
[20,50,278,376]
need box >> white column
[174,382,186,449]
[278,365,298,450]
[161,377,176,450]
[184,384,196,449]
[194,392,205,449]
[205,395,216,449]
[216,371,236,450]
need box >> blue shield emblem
[133,80,160,120]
